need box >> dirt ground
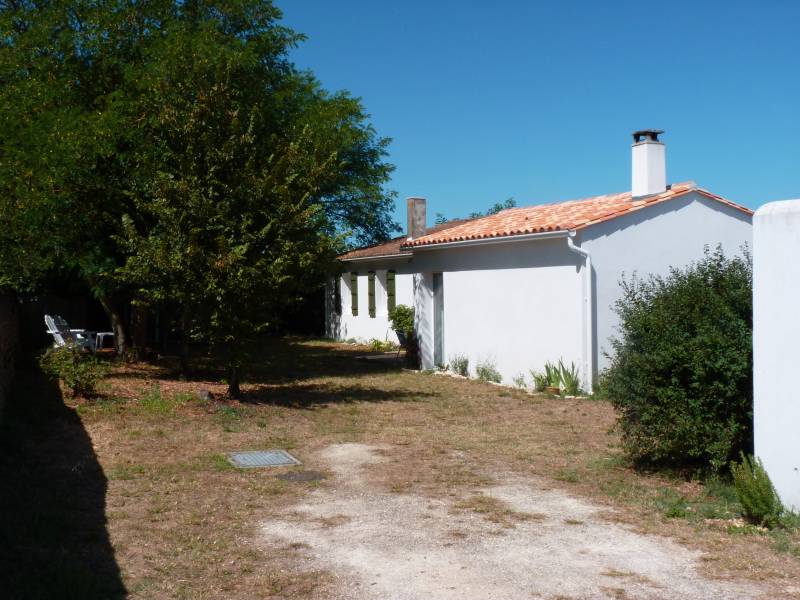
[2,338,798,599]
[262,443,761,600]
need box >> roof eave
[402,229,571,251]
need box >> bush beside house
[602,247,753,470]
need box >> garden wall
[754,199,800,512]
[0,292,19,420]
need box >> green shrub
[476,359,502,383]
[449,354,469,376]
[388,304,414,334]
[530,370,548,392]
[530,359,582,395]
[369,338,396,352]
[39,344,109,397]
[731,453,783,528]
[603,246,753,470]
[558,360,582,396]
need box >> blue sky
[278,0,799,226]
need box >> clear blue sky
[278,0,799,226]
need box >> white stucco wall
[753,199,800,511]
[326,258,415,344]
[581,191,753,375]
[411,238,584,385]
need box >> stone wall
[0,292,19,420]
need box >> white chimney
[407,197,427,240]
[631,129,666,198]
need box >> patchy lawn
[1,338,798,599]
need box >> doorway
[433,273,444,367]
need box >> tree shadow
[237,380,437,409]
[0,370,126,599]
[135,337,407,386]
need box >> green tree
[436,198,516,223]
[0,0,397,393]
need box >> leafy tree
[0,0,397,394]
[435,198,516,224]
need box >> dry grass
[1,337,798,599]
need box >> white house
[327,131,753,391]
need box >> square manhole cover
[228,449,301,468]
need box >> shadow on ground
[0,370,126,599]
[237,380,437,408]
[115,337,411,388]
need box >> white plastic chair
[44,314,113,353]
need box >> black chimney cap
[632,129,664,143]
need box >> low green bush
[476,359,502,383]
[530,359,582,395]
[449,354,469,376]
[39,344,109,397]
[603,246,752,470]
[558,360,582,396]
[731,453,783,528]
[388,304,414,334]
[369,338,397,352]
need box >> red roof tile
[403,182,753,248]
[337,220,469,261]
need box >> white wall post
[753,199,800,512]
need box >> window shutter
[386,270,396,312]
[334,276,342,314]
[368,271,376,318]
[350,273,358,316]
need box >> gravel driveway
[262,443,764,600]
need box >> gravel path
[262,443,764,600]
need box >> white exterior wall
[581,191,753,375]
[326,259,415,344]
[753,199,800,511]
[411,238,584,385]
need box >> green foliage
[530,371,548,392]
[531,359,581,394]
[449,354,469,377]
[438,198,516,224]
[558,360,582,396]
[369,338,396,352]
[476,359,502,383]
[603,247,753,470]
[0,0,398,387]
[39,345,109,397]
[731,453,783,528]
[388,305,415,334]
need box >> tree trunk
[228,363,241,399]
[179,311,190,377]
[97,293,128,357]
[131,304,148,360]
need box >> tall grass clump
[449,354,469,377]
[476,359,502,383]
[603,246,753,470]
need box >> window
[386,270,396,312]
[368,271,376,318]
[350,272,358,316]
[334,276,342,315]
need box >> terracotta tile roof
[337,236,411,261]
[337,220,469,261]
[403,182,753,248]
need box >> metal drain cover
[228,449,301,468]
